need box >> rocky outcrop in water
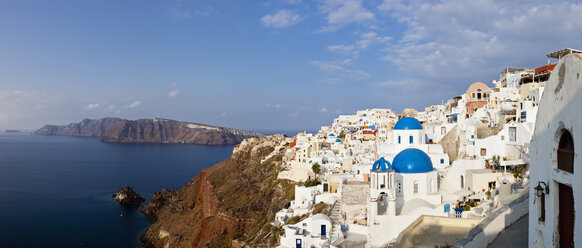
[34,118,264,145]
[139,135,294,248]
[112,186,145,205]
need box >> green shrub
[304,179,321,187]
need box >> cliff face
[34,118,264,145]
[34,118,123,137]
[139,135,294,248]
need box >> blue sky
[1,0,581,132]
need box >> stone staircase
[459,129,467,158]
[329,199,343,239]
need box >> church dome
[394,117,423,130]
[392,148,433,173]
[371,157,391,172]
[335,138,342,143]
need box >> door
[559,183,574,248]
[296,238,302,248]
[321,224,327,237]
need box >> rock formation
[112,186,145,205]
[441,126,460,162]
[34,117,264,145]
[34,117,123,137]
[139,135,294,247]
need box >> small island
[112,186,145,205]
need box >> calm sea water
[0,133,235,248]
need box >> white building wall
[529,54,582,248]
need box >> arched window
[558,130,574,173]
[413,181,419,194]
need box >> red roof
[535,64,556,74]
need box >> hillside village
[271,48,582,248]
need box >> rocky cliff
[34,117,123,137]
[34,118,264,145]
[139,135,294,248]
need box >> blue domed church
[376,117,450,170]
[366,117,452,245]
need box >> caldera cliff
[34,118,264,145]
[139,134,294,247]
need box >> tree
[312,163,321,174]
[338,130,345,139]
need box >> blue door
[321,224,327,237]
[296,238,302,248]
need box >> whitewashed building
[529,53,582,248]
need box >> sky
[1,0,581,132]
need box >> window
[398,136,401,144]
[397,181,402,194]
[509,127,517,142]
[381,175,386,189]
[558,130,574,173]
[480,148,487,156]
[413,181,419,194]
[440,159,445,164]
[409,135,413,144]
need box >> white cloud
[125,101,141,109]
[327,31,391,57]
[0,90,70,130]
[171,0,218,19]
[275,104,281,109]
[320,107,328,112]
[261,10,302,28]
[105,104,116,112]
[356,31,391,49]
[286,0,302,4]
[311,60,371,81]
[318,0,375,31]
[168,89,180,98]
[288,112,300,118]
[83,103,101,110]
[327,44,357,56]
[377,0,582,85]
